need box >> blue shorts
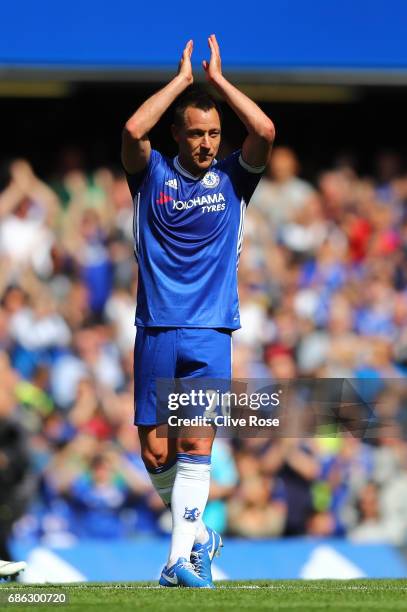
[134,327,232,426]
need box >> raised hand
[177,39,194,85]
[203,34,223,84]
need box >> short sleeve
[125,149,162,198]
[215,150,266,206]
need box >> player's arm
[203,34,275,168]
[121,40,194,174]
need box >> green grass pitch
[1,581,407,611]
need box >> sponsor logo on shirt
[172,192,226,213]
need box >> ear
[171,124,180,143]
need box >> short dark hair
[173,88,222,128]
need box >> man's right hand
[177,39,194,85]
[122,41,194,174]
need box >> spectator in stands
[228,471,286,538]
[251,146,314,227]
[0,161,57,278]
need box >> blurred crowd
[1,144,407,551]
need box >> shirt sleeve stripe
[238,153,266,174]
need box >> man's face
[172,106,221,175]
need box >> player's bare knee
[138,425,173,470]
[141,448,169,471]
[177,437,213,456]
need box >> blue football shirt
[126,150,264,330]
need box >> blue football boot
[190,527,223,587]
[159,557,213,588]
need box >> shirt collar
[173,156,217,180]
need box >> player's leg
[139,424,210,544]
[167,429,215,567]
[134,327,179,504]
[158,430,215,588]
[138,424,177,505]
[168,328,231,584]
[176,431,223,585]
[139,424,218,588]
[139,426,211,587]
[134,327,209,587]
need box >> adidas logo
[156,192,173,205]
[165,178,178,190]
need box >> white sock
[195,519,209,545]
[146,461,177,507]
[168,453,211,566]
[146,459,209,546]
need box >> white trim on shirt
[238,154,266,174]
[173,156,217,180]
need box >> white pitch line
[2,584,407,591]
[0,585,260,590]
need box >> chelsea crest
[201,171,220,188]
